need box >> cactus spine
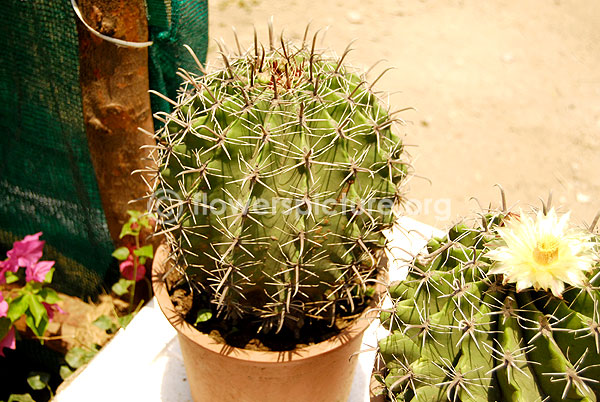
[378,205,600,402]
[147,26,408,336]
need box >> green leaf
[7,295,28,322]
[112,278,134,296]
[25,313,48,338]
[194,309,212,324]
[65,347,97,369]
[111,247,130,261]
[65,348,86,368]
[28,282,43,294]
[26,372,50,390]
[39,288,60,304]
[92,315,118,334]
[138,213,156,230]
[4,271,19,284]
[28,294,47,327]
[138,215,150,229]
[43,267,54,284]
[133,245,153,259]
[126,210,142,219]
[117,313,134,328]
[59,365,74,380]
[8,394,36,402]
[119,222,136,239]
[0,317,11,340]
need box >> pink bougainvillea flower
[2,232,45,273]
[43,302,65,321]
[119,255,145,282]
[0,292,8,318]
[0,327,16,357]
[25,260,55,283]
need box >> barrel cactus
[377,201,600,402]
[147,26,408,336]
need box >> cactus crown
[378,202,600,401]
[148,26,408,336]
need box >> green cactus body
[495,295,545,402]
[379,331,421,365]
[150,31,407,335]
[539,298,600,396]
[412,383,449,402]
[378,211,600,402]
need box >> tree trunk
[75,0,155,244]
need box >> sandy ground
[206,0,600,230]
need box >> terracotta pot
[152,244,379,402]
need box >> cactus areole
[378,206,600,402]
[148,28,408,345]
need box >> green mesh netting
[0,0,208,299]
[0,0,114,298]
[148,0,209,114]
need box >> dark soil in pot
[164,267,381,351]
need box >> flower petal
[484,208,595,297]
[43,302,65,321]
[120,259,146,282]
[25,260,55,283]
[0,292,8,318]
[0,327,16,357]
[4,232,45,272]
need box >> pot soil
[152,244,380,402]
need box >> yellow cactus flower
[486,208,597,297]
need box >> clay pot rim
[152,244,381,364]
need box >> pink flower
[119,255,145,282]
[43,302,65,321]
[2,232,45,273]
[0,292,8,318]
[0,327,16,357]
[25,260,55,283]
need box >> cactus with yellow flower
[377,196,600,402]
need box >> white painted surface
[55,217,440,402]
